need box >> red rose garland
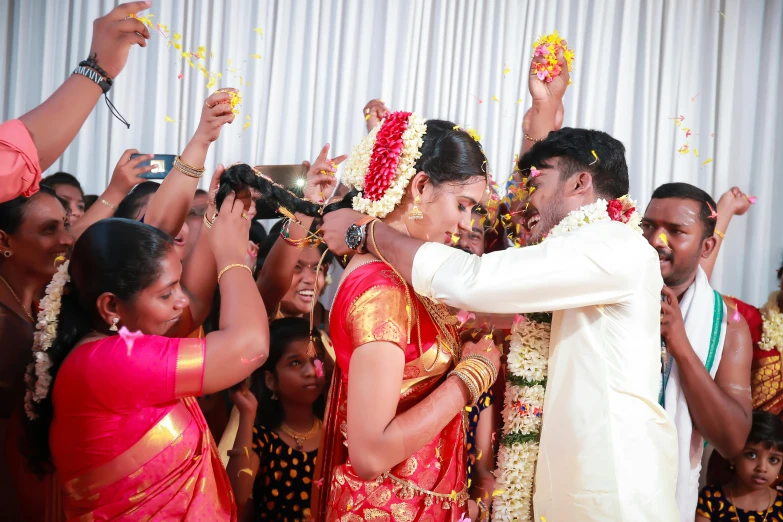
[363,111,411,201]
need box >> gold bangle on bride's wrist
[217,263,252,283]
[174,156,206,178]
[449,369,480,405]
[463,354,499,384]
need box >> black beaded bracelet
[79,53,113,84]
[72,66,112,94]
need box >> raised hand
[460,332,502,372]
[303,143,348,203]
[210,191,253,268]
[363,99,389,132]
[107,149,154,194]
[89,1,153,78]
[717,186,753,218]
[193,89,237,146]
[528,46,570,109]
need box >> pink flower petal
[456,309,476,327]
[314,359,325,378]
[118,326,144,357]
[747,195,757,204]
[513,314,526,328]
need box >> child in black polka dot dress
[697,411,783,521]
[227,318,328,521]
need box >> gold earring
[109,317,119,332]
[408,195,424,221]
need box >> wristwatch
[345,215,376,253]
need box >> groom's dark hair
[518,127,629,200]
[650,182,717,240]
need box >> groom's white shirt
[412,220,678,522]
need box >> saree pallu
[61,398,234,521]
[313,261,468,522]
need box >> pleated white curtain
[1,0,781,304]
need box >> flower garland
[24,260,69,420]
[760,291,783,353]
[341,112,427,218]
[492,197,642,521]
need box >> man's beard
[528,195,568,245]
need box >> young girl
[227,317,327,521]
[697,411,783,521]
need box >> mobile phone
[131,153,176,179]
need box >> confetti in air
[702,158,713,165]
[239,468,253,477]
[249,53,262,59]
[164,116,176,123]
[314,359,324,378]
[503,66,511,76]
[531,30,575,83]
[456,310,476,328]
[659,233,669,248]
[530,166,540,178]
[491,95,500,102]
[747,195,757,204]
[516,98,523,104]
[253,27,263,36]
[471,94,483,104]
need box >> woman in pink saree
[22,192,269,521]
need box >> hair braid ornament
[341,111,427,218]
[24,260,70,420]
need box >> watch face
[346,224,363,250]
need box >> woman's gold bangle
[203,210,216,230]
[449,369,480,405]
[217,263,252,283]
[174,156,206,178]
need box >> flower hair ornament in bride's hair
[341,111,427,218]
[24,260,70,420]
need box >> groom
[321,128,678,521]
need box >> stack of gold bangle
[203,210,216,230]
[449,353,498,405]
[174,156,206,178]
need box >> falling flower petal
[693,148,699,157]
[747,195,757,204]
[314,478,324,488]
[314,359,324,378]
[513,314,526,328]
[702,158,713,165]
[530,166,540,178]
[706,202,718,220]
[493,489,505,497]
[659,233,669,248]
[130,12,155,28]
[250,53,262,59]
[476,449,483,461]
[590,150,599,165]
[471,94,483,104]
[516,98,523,104]
[239,468,253,477]
[456,310,476,327]
[241,354,265,365]
[254,27,263,36]
[503,66,511,76]
[164,116,176,123]
[118,326,144,356]
[491,95,500,102]
[177,73,184,80]
[172,32,182,41]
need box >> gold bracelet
[173,156,206,178]
[203,211,215,230]
[449,368,480,405]
[463,354,499,384]
[461,360,492,393]
[99,198,115,210]
[524,133,545,143]
[460,364,488,395]
[217,263,252,283]
[715,229,725,239]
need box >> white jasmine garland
[760,291,783,353]
[24,260,69,420]
[493,196,643,522]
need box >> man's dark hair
[518,127,629,200]
[41,172,84,195]
[650,182,717,239]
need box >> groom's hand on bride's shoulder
[660,286,690,357]
[321,208,367,256]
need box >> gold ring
[365,108,370,114]
[206,102,214,109]
[241,212,249,220]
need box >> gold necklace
[727,485,774,522]
[280,418,322,450]
[0,274,34,322]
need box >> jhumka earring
[271,392,278,400]
[109,317,119,332]
[408,195,424,220]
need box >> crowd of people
[1,2,782,521]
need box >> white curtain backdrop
[1,0,781,305]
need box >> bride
[217,112,501,521]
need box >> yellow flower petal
[659,233,669,248]
[492,489,505,497]
[491,95,499,102]
[164,116,176,123]
[702,158,713,165]
[172,32,182,41]
[250,53,262,59]
[253,27,263,36]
